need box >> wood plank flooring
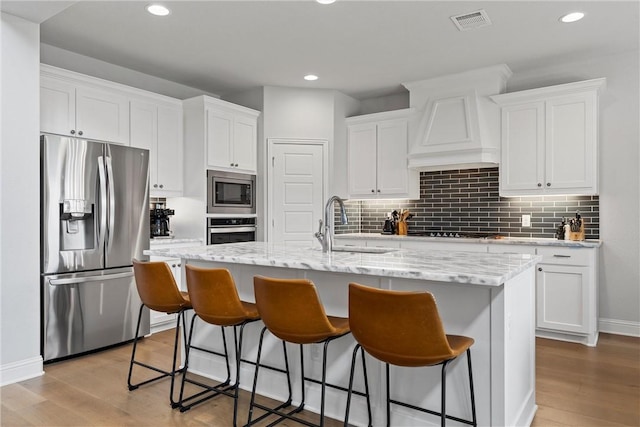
[1,331,638,426]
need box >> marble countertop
[335,233,602,248]
[150,237,204,246]
[145,241,541,287]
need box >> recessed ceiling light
[560,12,585,23]
[304,74,319,81]
[146,4,170,16]
[316,0,336,4]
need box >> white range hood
[402,64,512,171]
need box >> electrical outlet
[522,214,531,227]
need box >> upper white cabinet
[492,78,606,196]
[204,97,259,174]
[346,109,418,199]
[402,65,512,171]
[40,65,130,145]
[130,99,183,196]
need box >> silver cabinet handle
[553,254,571,258]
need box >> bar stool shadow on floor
[177,266,261,426]
[128,259,192,408]
[246,276,371,427]
[344,283,477,427]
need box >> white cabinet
[40,67,130,145]
[346,109,418,199]
[492,78,605,196]
[535,246,597,345]
[130,99,183,196]
[206,98,259,174]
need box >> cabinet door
[376,119,409,196]
[347,123,378,197]
[206,108,233,170]
[500,103,545,194]
[157,105,183,193]
[130,100,158,185]
[232,114,257,173]
[545,93,597,194]
[76,86,129,144]
[41,76,76,136]
[536,264,589,333]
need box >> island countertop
[145,241,541,286]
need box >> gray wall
[1,12,42,383]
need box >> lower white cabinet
[148,256,182,333]
[535,246,597,345]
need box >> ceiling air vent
[451,10,492,31]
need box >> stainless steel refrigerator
[40,133,150,361]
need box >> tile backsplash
[336,167,599,239]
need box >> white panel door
[233,114,257,173]
[206,108,233,169]
[270,142,325,245]
[157,105,183,193]
[130,100,158,185]
[536,264,589,333]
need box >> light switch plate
[522,214,531,227]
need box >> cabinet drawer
[537,246,593,266]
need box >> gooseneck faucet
[314,195,348,253]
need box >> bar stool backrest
[253,276,336,344]
[185,265,249,326]
[348,282,455,367]
[132,259,189,313]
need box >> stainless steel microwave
[207,170,256,215]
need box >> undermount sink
[331,246,395,254]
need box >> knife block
[569,223,585,241]
[397,221,407,236]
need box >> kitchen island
[146,242,541,426]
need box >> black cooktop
[406,231,501,239]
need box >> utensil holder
[569,223,585,241]
[397,221,407,236]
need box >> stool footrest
[390,398,476,426]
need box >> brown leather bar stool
[345,283,477,427]
[128,259,192,408]
[177,265,260,426]
[247,276,362,427]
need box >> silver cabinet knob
[537,183,542,187]
[371,189,375,193]
[78,130,83,136]
[230,162,234,166]
[546,183,551,187]
[153,184,158,188]
[377,189,380,192]
[159,184,164,189]
[538,267,542,271]
[70,130,75,135]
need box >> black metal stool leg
[385,363,391,427]
[178,314,198,407]
[360,347,372,427]
[343,344,360,427]
[246,326,268,426]
[169,309,185,407]
[441,360,451,427]
[467,349,477,427]
[127,304,145,390]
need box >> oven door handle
[209,226,256,234]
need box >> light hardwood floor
[1,331,638,426]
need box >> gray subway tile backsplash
[336,167,599,239]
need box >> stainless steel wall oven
[207,217,257,245]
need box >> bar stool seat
[345,282,477,427]
[178,265,260,427]
[128,259,192,408]
[247,276,364,427]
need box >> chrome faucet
[315,195,348,253]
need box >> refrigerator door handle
[98,156,108,252]
[48,271,134,286]
[105,155,116,253]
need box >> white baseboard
[0,355,44,386]
[599,318,640,337]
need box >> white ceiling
[3,0,639,99]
